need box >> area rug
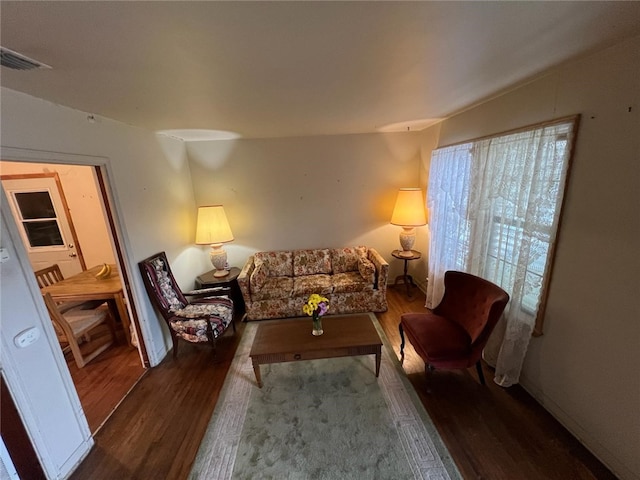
[189,313,461,480]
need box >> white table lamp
[195,205,234,277]
[390,188,427,257]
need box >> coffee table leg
[252,358,263,388]
[375,348,381,377]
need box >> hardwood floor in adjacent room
[65,327,145,434]
[69,316,246,480]
[70,289,616,480]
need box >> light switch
[14,327,40,348]
[0,248,9,263]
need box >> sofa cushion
[401,313,471,362]
[292,274,333,296]
[255,251,293,277]
[330,246,367,273]
[332,272,374,294]
[293,249,332,276]
[169,318,210,343]
[358,257,376,284]
[250,261,269,292]
[251,276,294,301]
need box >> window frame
[434,115,580,335]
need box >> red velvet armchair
[399,271,509,386]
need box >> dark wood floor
[70,288,617,480]
[380,288,617,480]
[64,327,145,433]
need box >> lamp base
[209,244,229,278]
[398,227,416,256]
[397,249,415,258]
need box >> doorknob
[69,252,77,257]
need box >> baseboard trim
[519,375,637,480]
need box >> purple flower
[317,302,328,316]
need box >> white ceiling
[2,1,639,139]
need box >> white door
[1,174,84,277]
[1,199,94,479]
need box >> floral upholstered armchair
[138,251,235,358]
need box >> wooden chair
[138,251,235,358]
[34,264,66,288]
[33,263,103,353]
[43,293,117,368]
[35,264,91,348]
[34,264,104,312]
[399,271,509,387]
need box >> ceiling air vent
[1,47,51,71]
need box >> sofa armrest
[367,248,389,291]
[237,255,255,302]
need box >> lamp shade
[195,205,234,245]
[390,188,427,226]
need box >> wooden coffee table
[249,314,383,388]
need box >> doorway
[1,160,147,434]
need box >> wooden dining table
[41,264,133,346]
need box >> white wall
[0,161,116,268]
[186,132,430,283]
[425,36,640,480]
[0,88,200,477]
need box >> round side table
[391,250,421,298]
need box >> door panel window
[15,191,56,219]
[22,221,64,247]
[13,191,65,248]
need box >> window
[426,116,578,386]
[484,132,569,318]
[14,191,65,248]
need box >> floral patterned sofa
[238,246,389,320]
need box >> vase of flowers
[303,293,329,336]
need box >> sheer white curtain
[426,120,575,386]
[425,142,473,305]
